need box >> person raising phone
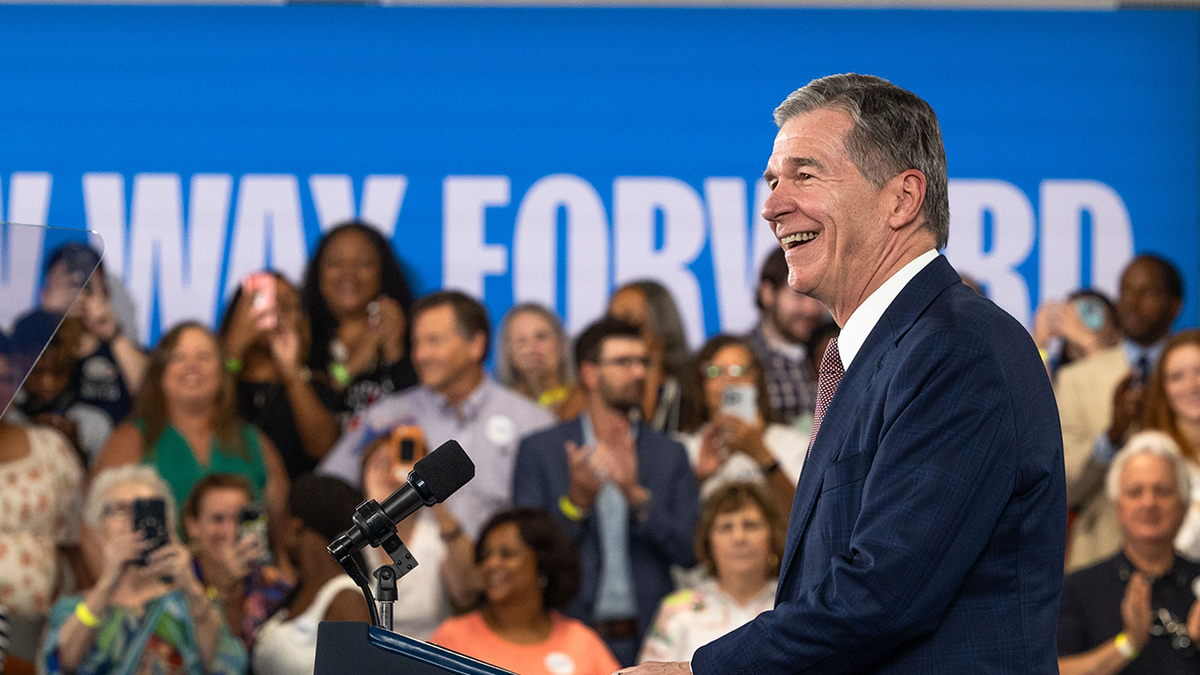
[41,466,246,675]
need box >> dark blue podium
[315,622,516,675]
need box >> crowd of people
[0,219,1197,674]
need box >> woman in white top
[357,429,479,639]
[677,335,807,516]
[639,482,786,663]
[252,474,370,675]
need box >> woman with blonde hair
[495,303,574,418]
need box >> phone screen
[243,272,277,330]
[721,384,758,424]
[133,498,169,566]
[239,504,272,565]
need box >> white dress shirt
[837,250,939,371]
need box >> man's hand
[565,440,604,510]
[613,662,691,675]
[1120,571,1153,651]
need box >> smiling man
[622,74,1066,675]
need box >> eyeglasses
[598,356,650,369]
[704,364,752,379]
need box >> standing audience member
[513,317,699,665]
[318,291,554,539]
[430,508,620,675]
[743,248,826,428]
[677,335,805,515]
[252,475,370,675]
[1062,254,1184,571]
[182,474,292,651]
[301,221,417,425]
[41,466,247,675]
[1141,330,1200,557]
[496,303,574,419]
[220,272,340,479]
[359,433,478,638]
[639,483,784,664]
[0,416,87,664]
[605,280,691,433]
[1059,432,1200,675]
[93,322,290,545]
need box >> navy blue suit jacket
[512,418,700,644]
[694,256,1066,674]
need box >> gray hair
[1106,430,1193,503]
[84,465,177,533]
[774,73,949,250]
[495,302,573,391]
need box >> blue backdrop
[0,7,1195,346]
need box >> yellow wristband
[1037,347,1050,364]
[75,601,101,628]
[1114,632,1139,660]
[559,495,586,522]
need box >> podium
[315,622,516,675]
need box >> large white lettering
[512,174,609,334]
[226,174,307,298]
[705,178,757,335]
[945,179,1036,325]
[308,174,407,236]
[1039,179,1134,304]
[442,176,510,298]
[613,177,707,347]
[0,173,52,329]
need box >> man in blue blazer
[513,317,699,666]
[623,74,1065,674]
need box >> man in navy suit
[513,317,699,666]
[622,74,1066,674]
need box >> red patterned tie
[807,337,844,459]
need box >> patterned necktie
[807,337,844,459]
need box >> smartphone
[239,504,272,566]
[242,272,277,331]
[388,425,426,480]
[721,384,758,424]
[1074,297,1107,332]
[133,497,169,566]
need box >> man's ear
[469,331,488,364]
[757,282,776,311]
[579,361,599,392]
[887,169,927,231]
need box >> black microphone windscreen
[413,440,475,503]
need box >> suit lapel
[775,256,964,592]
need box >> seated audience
[220,271,340,479]
[430,508,620,675]
[1141,330,1200,558]
[1061,254,1184,571]
[10,329,111,464]
[358,431,477,638]
[41,466,246,675]
[1059,431,1200,675]
[0,416,87,664]
[301,221,418,424]
[604,280,691,433]
[318,291,554,539]
[639,483,784,663]
[1033,289,1122,374]
[513,317,699,665]
[93,322,289,547]
[496,303,574,419]
[677,335,805,515]
[252,475,370,675]
[182,474,292,651]
[743,248,825,427]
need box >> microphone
[328,439,475,565]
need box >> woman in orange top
[430,508,619,675]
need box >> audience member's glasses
[599,356,650,369]
[704,364,751,379]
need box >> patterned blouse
[41,590,247,675]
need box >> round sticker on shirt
[83,356,118,381]
[544,651,576,675]
[486,415,516,446]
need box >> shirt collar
[1123,338,1167,370]
[837,250,940,371]
[427,375,492,422]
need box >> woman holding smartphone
[41,465,246,675]
[220,271,340,479]
[677,335,807,518]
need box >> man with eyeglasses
[512,317,699,666]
